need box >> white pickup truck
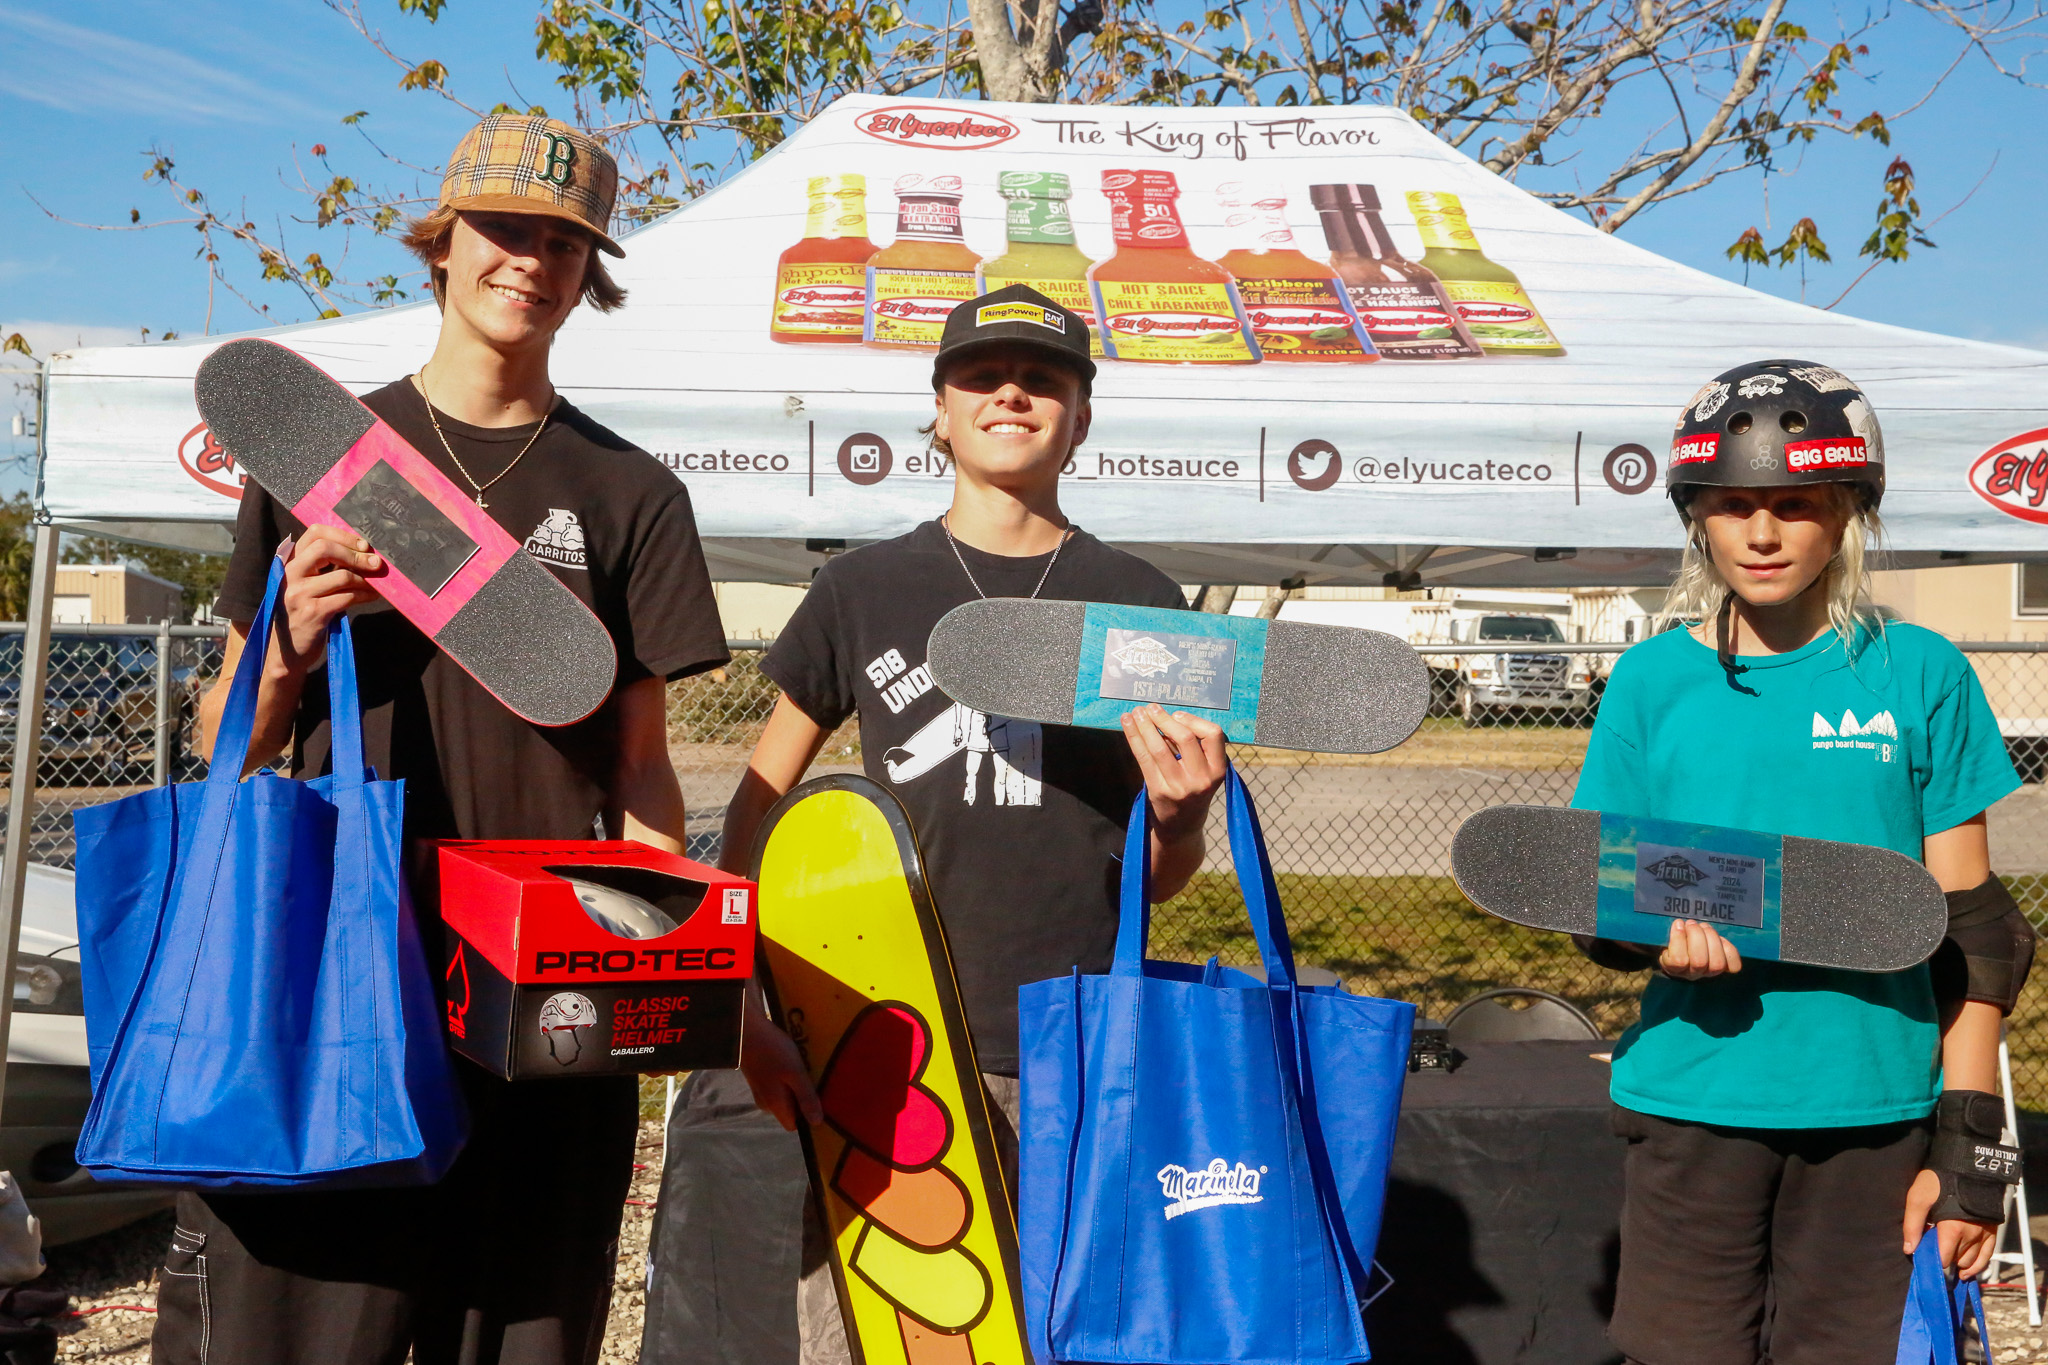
[1441,614,1598,726]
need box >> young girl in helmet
[1573,360,2028,1365]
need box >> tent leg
[0,524,61,1127]
[1998,1037,2042,1324]
[154,617,174,786]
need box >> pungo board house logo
[853,106,1019,150]
[177,421,244,499]
[1968,427,2048,525]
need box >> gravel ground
[29,1120,668,1363]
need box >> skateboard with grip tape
[927,599,1429,754]
[1451,804,1948,972]
[753,774,1030,1365]
[193,338,615,727]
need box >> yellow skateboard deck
[754,775,1031,1365]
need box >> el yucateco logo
[1671,434,1720,466]
[854,106,1019,149]
[1783,436,1867,472]
[178,421,244,500]
[1157,1158,1267,1220]
[1968,427,2048,525]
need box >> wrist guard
[1926,1089,2023,1224]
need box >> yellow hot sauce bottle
[1089,169,1259,365]
[1405,190,1565,356]
[866,174,982,350]
[979,171,1103,358]
[769,175,877,344]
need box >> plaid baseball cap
[438,115,623,257]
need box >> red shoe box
[430,841,754,1079]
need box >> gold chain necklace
[412,370,554,509]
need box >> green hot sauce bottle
[978,171,1103,357]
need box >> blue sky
[5,0,2046,483]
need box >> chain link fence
[8,625,2048,1100]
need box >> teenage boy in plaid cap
[182,115,730,1365]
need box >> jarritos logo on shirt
[177,421,244,500]
[853,106,1019,150]
[1783,436,1867,473]
[1968,427,2048,525]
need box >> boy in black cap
[644,285,1229,1364]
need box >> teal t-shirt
[1572,621,2018,1129]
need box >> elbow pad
[1571,934,1659,973]
[1925,1089,2023,1225]
[1930,875,2036,1016]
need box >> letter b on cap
[539,134,578,187]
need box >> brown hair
[400,205,626,313]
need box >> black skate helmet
[1668,359,1886,516]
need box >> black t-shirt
[215,378,730,842]
[764,520,1187,1073]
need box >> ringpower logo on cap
[1968,427,2048,525]
[977,301,1064,332]
[853,106,1020,150]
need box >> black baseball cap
[932,283,1096,390]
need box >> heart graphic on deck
[818,1002,951,1170]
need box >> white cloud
[0,6,331,125]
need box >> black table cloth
[1365,1039,1625,1365]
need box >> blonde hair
[1655,483,1886,650]
[399,205,626,313]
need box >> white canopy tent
[6,94,2046,1115]
[32,93,2048,591]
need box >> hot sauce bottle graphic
[1088,169,1260,365]
[1405,190,1565,356]
[769,174,877,345]
[979,171,1103,357]
[865,174,982,350]
[1309,183,1483,361]
[1214,182,1375,364]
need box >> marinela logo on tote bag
[1157,1158,1268,1220]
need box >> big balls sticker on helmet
[1969,428,2048,525]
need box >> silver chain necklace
[941,514,1071,600]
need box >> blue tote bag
[1019,765,1415,1365]
[1896,1229,1990,1365]
[72,557,466,1187]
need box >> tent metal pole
[154,617,174,786]
[0,522,62,1126]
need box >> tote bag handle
[208,552,367,796]
[1111,764,1299,987]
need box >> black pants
[1610,1104,1931,1365]
[152,1067,639,1365]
